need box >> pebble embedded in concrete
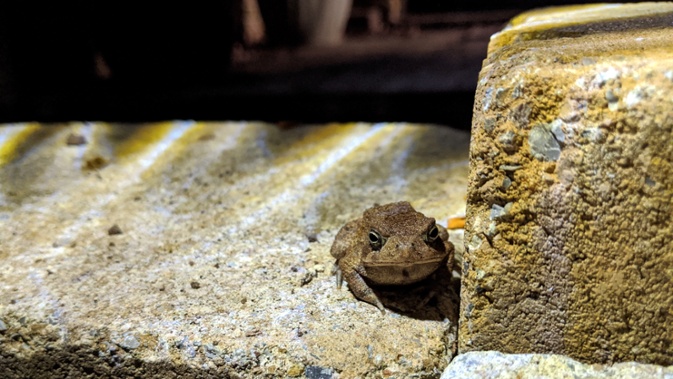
[489,202,512,220]
[497,131,518,153]
[528,124,561,161]
[119,334,140,350]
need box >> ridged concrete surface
[0,122,469,378]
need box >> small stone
[190,281,201,289]
[108,224,123,235]
[305,365,334,379]
[490,204,509,220]
[287,364,304,377]
[625,87,648,107]
[558,102,580,122]
[465,303,475,318]
[468,235,483,252]
[499,165,522,172]
[83,154,109,170]
[528,124,561,161]
[497,131,518,153]
[306,233,318,243]
[510,102,532,126]
[487,222,497,237]
[119,334,140,350]
[605,89,619,102]
[0,319,7,333]
[383,367,397,377]
[594,67,620,86]
[482,87,494,111]
[501,177,512,191]
[175,336,188,349]
[66,133,87,146]
[581,128,605,143]
[203,344,220,359]
[494,87,508,108]
[300,271,315,286]
[511,83,523,99]
[483,117,496,133]
[549,120,565,144]
[313,264,325,273]
[244,328,260,337]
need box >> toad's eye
[368,229,386,249]
[426,224,439,242]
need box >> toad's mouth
[363,257,445,267]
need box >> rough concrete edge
[441,351,673,379]
[489,2,673,54]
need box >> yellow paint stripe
[0,123,41,166]
[114,122,179,159]
[136,122,211,180]
[274,123,358,166]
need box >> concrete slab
[462,2,673,364]
[0,122,469,378]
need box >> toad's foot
[341,268,385,314]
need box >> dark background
[0,1,647,128]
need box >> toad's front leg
[335,262,385,314]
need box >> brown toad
[330,201,454,313]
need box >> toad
[330,201,454,313]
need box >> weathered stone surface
[0,122,468,378]
[462,3,673,365]
[441,351,673,379]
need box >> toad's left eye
[426,225,439,242]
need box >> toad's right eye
[368,229,386,250]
